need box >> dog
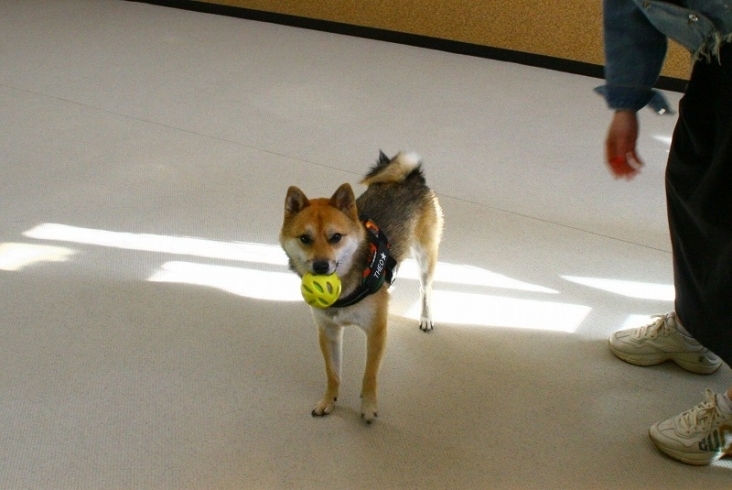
[279,151,443,423]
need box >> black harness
[331,217,398,308]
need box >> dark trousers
[667,43,732,366]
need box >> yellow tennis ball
[301,272,342,308]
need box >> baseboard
[127,0,687,93]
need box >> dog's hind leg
[413,206,442,332]
[413,243,436,332]
[312,323,343,417]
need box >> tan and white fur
[279,151,443,423]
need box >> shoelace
[634,313,673,340]
[677,389,724,436]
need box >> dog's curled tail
[361,151,424,186]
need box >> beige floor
[1,1,730,488]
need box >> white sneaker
[649,389,732,465]
[609,312,722,374]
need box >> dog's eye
[328,233,342,244]
[299,235,313,245]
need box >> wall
[198,0,690,80]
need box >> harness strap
[331,217,397,308]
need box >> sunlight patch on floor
[23,223,289,266]
[148,261,302,301]
[400,290,590,333]
[652,134,672,147]
[0,242,76,272]
[17,223,655,332]
[562,275,674,301]
[399,259,557,293]
[619,314,660,330]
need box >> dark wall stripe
[128,0,687,93]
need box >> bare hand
[605,110,644,179]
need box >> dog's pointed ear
[378,150,390,165]
[330,183,358,221]
[284,186,309,219]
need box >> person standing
[600,0,732,465]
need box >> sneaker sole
[608,342,721,375]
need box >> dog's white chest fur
[311,298,377,333]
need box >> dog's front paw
[419,318,434,332]
[312,396,337,417]
[360,398,378,425]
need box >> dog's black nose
[312,261,330,275]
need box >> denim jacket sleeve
[602,0,669,111]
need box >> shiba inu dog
[279,151,443,423]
